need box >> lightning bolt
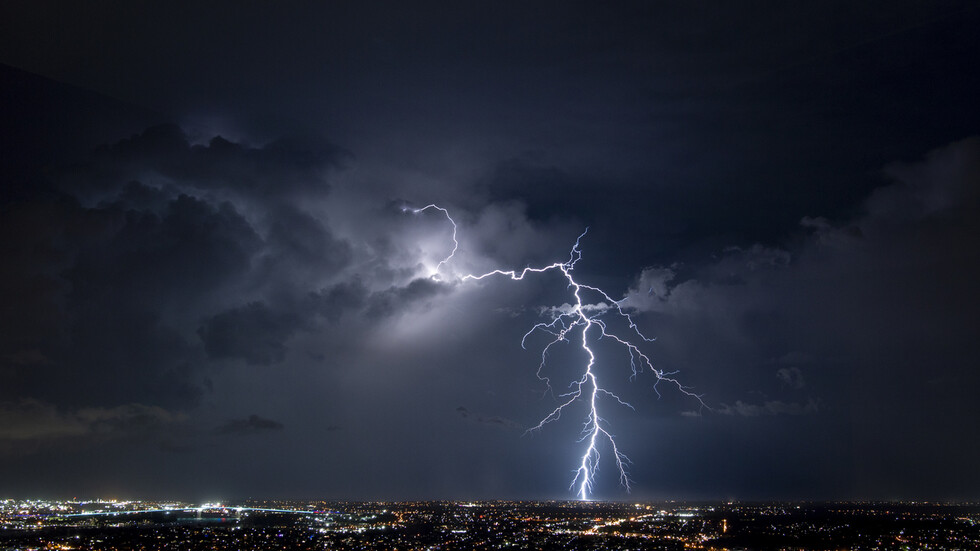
[404,205,705,500]
[401,204,459,279]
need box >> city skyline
[1,1,979,502]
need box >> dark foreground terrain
[2,499,978,550]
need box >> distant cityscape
[1,498,977,550]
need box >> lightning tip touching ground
[413,204,705,499]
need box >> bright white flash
[405,205,705,500]
[402,204,458,279]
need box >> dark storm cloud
[215,414,284,436]
[617,136,980,497]
[256,204,353,286]
[1,0,978,501]
[0,190,221,407]
[365,277,454,319]
[68,192,260,302]
[198,302,305,366]
[624,137,980,365]
[73,124,347,198]
[0,119,357,420]
[0,110,557,475]
[48,190,261,407]
[309,279,369,322]
[200,272,455,365]
[0,400,185,444]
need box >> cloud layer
[1,3,978,499]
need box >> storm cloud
[1,1,978,501]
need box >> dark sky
[1,0,979,502]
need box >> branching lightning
[404,204,705,500]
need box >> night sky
[1,1,979,502]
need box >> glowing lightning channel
[405,204,706,500]
[402,204,459,279]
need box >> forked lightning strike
[405,204,705,500]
